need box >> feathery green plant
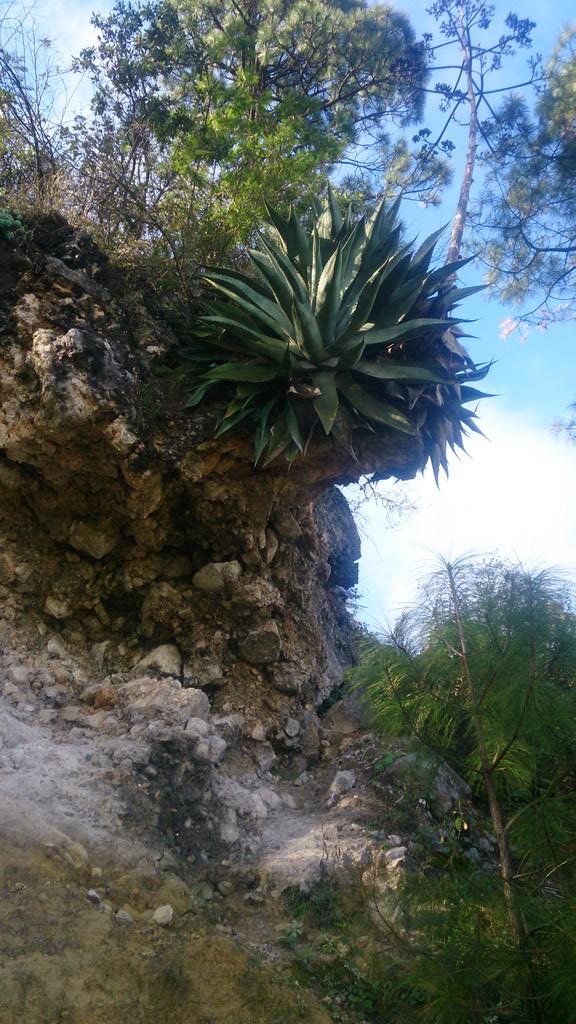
[183,189,490,469]
[350,556,576,1023]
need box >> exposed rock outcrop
[0,217,482,1024]
[0,216,422,730]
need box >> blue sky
[20,0,576,623]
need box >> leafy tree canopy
[74,0,430,250]
[471,27,576,328]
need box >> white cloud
[352,406,576,628]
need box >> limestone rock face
[0,216,425,733]
[0,216,438,1024]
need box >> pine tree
[352,555,576,1023]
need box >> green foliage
[64,0,430,293]
[0,207,24,240]
[285,879,422,1023]
[472,27,576,327]
[350,556,576,1023]
[185,190,489,467]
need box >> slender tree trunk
[445,562,544,1024]
[446,29,478,264]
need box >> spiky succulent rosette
[184,189,490,477]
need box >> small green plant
[285,878,345,930]
[183,189,490,468]
[373,750,402,773]
[279,920,306,949]
[0,208,24,241]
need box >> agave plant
[184,189,490,476]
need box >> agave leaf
[410,225,448,273]
[315,247,342,344]
[338,378,416,434]
[203,298,259,325]
[184,383,215,409]
[459,408,488,437]
[200,315,287,361]
[204,363,280,383]
[254,397,277,464]
[308,228,323,303]
[317,204,334,241]
[249,250,296,319]
[459,385,497,402]
[292,298,328,363]
[214,404,254,437]
[326,184,343,234]
[357,318,457,347]
[443,284,486,305]
[204,272,293,338]
[262,205,290,249]
[202,264,274,300]
[331,406,355,455]
[285,207,310,270]
[336,337,366,371]
[354,361,447,384]
[263,417,292,464]
[284,400,304,451]
[258,231,309,305]
[422,257,474,295]
[313,370,339,435]
[337,248,411,342]
[365,195,402,252]
[370,278,427,331]
[456,360,493,382]
[340,216,367,290]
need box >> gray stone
[115,908,134,923]
[60,706,82,723]
[192,560,242,593]
[381,753,472,820]
[239,620,281,665]
[7,665,30,686]
[194,734,227,764]
[220,822,241,844]
[465,847,481,863]
[258,787,283,810]
[215,777,268,820]
[321,697,363,738]
[270,663,305,694]
[211,714,245,739]
[326,769,357,806]
[252,742,277,773]
[385,846,408,866]
[69,520,119,560]
[131,644,182,678]
[152,904,174,927]
[299,711,321,760]
[184,717,211,739]
[119,677,210,730]
[284,717,300,738]
[44,596,72,619]
[264,529,279,564]
[86,889,101,904]
[273,510,302,539]
[478,836,494,853]
[216,879,234,897]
